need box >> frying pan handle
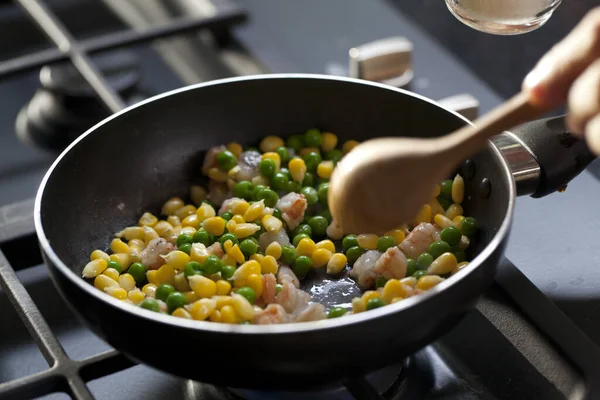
[498,115,597,198]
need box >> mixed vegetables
[81,129,478,324]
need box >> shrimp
[202,145,226,175]
[294,303,326,322]
[276,192,307,230]
[276,282,310,313]
[207,242,224,258]
[140,237,174,270]
[374,247,407,280]
[399,223,438,259]
[260,273,278,304]
[207,181,230,207]
[254,304,289,325]
[259,230,290,252]
[277,265,300,288]
[349,250,382,290]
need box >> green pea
[236,286,257,304]
[406,259,417,277]
[275,284,283,294]
[377,236,396,253]
[375,276,388,288]
[303,152,322,173]
[221,212,233,221]
[302,172,315,187]
[440,179,453,199]
[440,226,461,246]
[259,159,276,178]
[221,265,236,280]
[193,229,211,246]
[366,298,385,310]
[416,253,434,270]
[292,224,312,238]
[128,262,147,285]
[412,270,427,279]
[184,261,203,277]
[342,235,359,251]
[429,240,451,259]
[271,172,289,191]
[178,242,192,255]
[219,233,238,246]
[308,216,328,237]
[279,167,291,178]
[156,283,175,302]
[317,183,329,207]
[324,149,343,164]
[300,186,318,206]
[166,291,187,313]
[461,217,479,237]
[437,196,452,210]
[275,146,290,163]
[216,150,238,171]
[281,246,298,265]
[176,233,193,247]
[273,208,283,220]
[239,239,259,258]
[293,233,310,247]
[327,306,347,319]
[318,209,332,223]
[140,298,160,312]
[304,128,323,148]
[346,246,365,265]
[106,260,121,273]
[204,255,223,275]
[286,134,304,152]
[258,188,279,208]
[452,248,466,263]
[233,181,254,200]
[252,185,267,201]
[287,181,302,193]
[293,255,313,279]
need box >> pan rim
[34,73,516,335]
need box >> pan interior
[39,75,511,311]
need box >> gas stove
[1,1,600,399]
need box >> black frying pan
[34,74,595,390]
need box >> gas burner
[16,49,144,153]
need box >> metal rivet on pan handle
[349,37,414,88]
[437,93,480,121]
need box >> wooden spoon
[328,91,545,235]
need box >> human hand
[523,7,600,154]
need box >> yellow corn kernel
[299,147,320,157]
[102,267,120,281]
[138,212,158,227]
[118,227,145,242]
[181,226,196,236]
[141,226,158,244]
[190,243,210,264]
[202,216,226,236]
[227,142,243,157]
[246,273,263,298]
[155,264,176,286]
[146,270,159,285]
[161,250,190,270]
[416,275,444,290]
[244,200,265,222]
[190,185,208,206]
[445,204,463,220]
[105,287,127,300]
[213,295,234,309]
[262,152,281,170]
[118,273,136,291]
[315,239,335,253]
[208,167,228,182]
[189,275,217,298]
[128,238,145,251]
[454,261,469,274]
[311,248,332,268]
[162,197,185,216]
[429,198,445,218]
[220,305,239,324]
[317,161,334,179]
[400,277,417,288]
[230,200,249,216]
[342,140,359,154]
[183,291,198,303]
[414,204,432,225]
[226,219,237,233]
[296,239,316,258]
[234,223,261,239]
[232,214,245,224]
[289,157,307,183]
[259,135,284,153]
[142,283,157,297]
[427,253,458,275]
[260,255,278,274]
[172,307,192,319]
[153,221,173,237]
[94,274,119,291]
[265,242,282,260]
[453,215,465,229]
[216,280,232,296]
[233,260,261,287]
[128,289,145,304]
[381,279,412,303]
[452,174,465,204]
[82,259,108,278]
[352,297,365,313]
[231,293,255,321]
[110,238,129,254]
[174,205,195,221]
[383,230,406,245]
[326,253,347,275]
[167,215,181,227]
[391,297,404,304]
[262,214,283,233]
[209,310,222,322]
[90,250,110,262]
[110,254,130,270]
[357,234,378,250]
[196,202,216,221]
[250,253,264,263]
[362,290,380,304]
[226,243,245,264]
[222,254,237,267]
[181,214,201,229]
[326,220,344,240]
[188,298,217,321]
[434,214,453,229]
[432,184,441,198]
[321,132,338,152]
[174,272,191,292]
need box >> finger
[523,8,600,108]
[585,114,600,155]
[566,58,600,134]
